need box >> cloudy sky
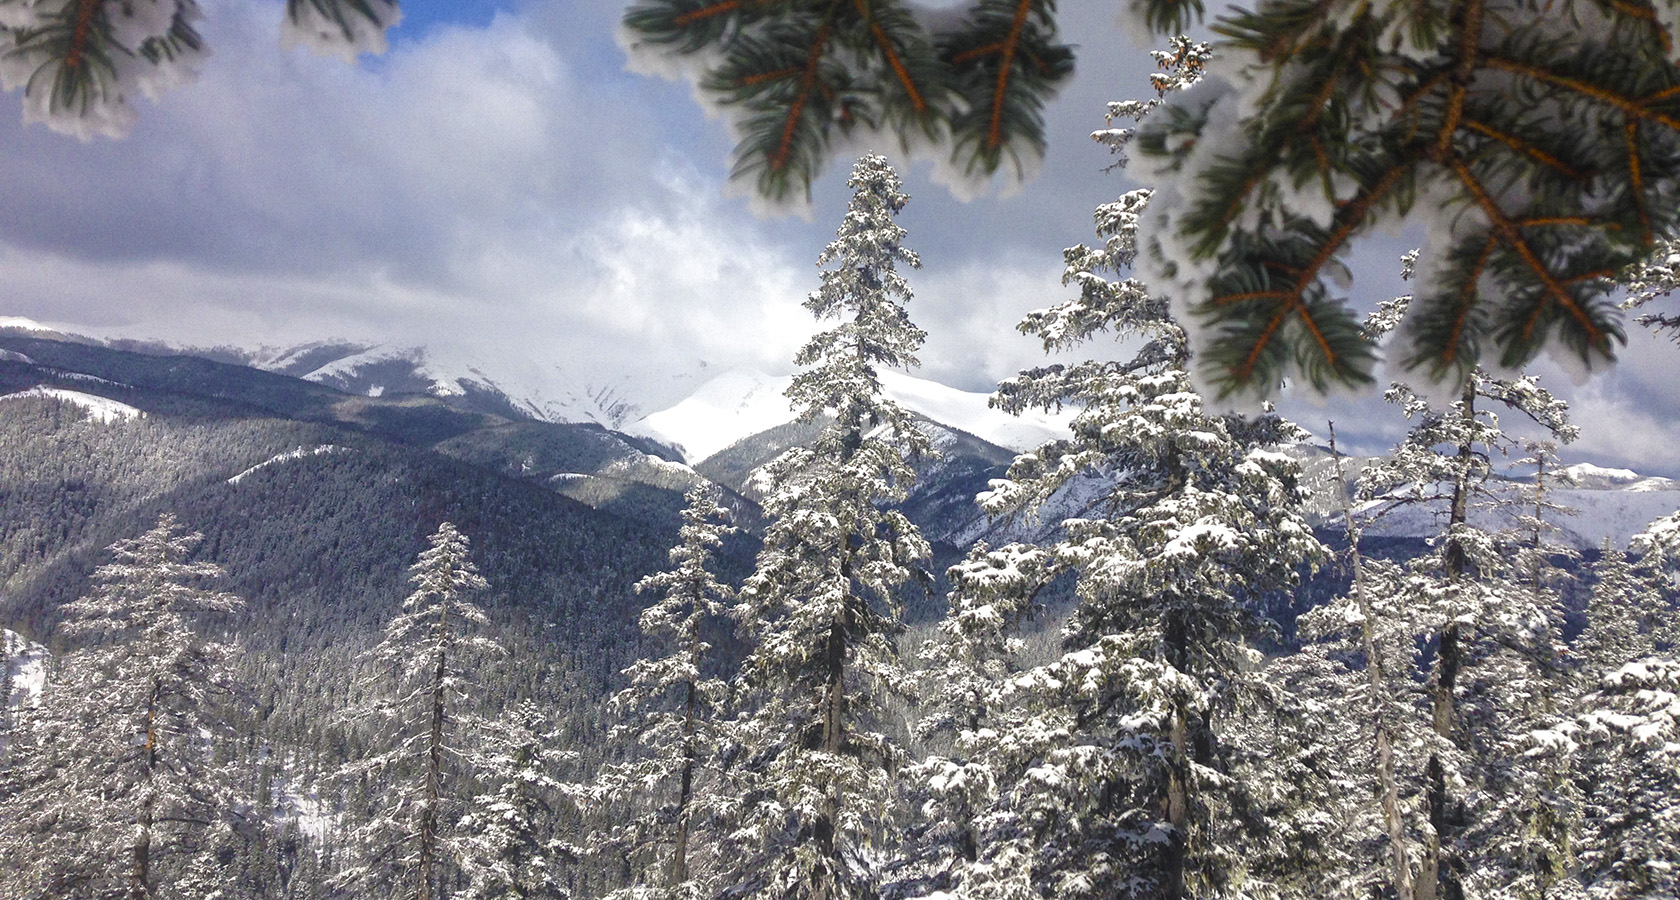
[0,0,1675,476]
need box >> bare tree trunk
[670,662,697,886]
[132,675,161,900]
[1329,423,1416,900]
[1164,704,1190,900]
[1423,384,1476,900]
[420,603,448,900]
[810,607,849,900]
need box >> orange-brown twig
[1461,118,1586,179]
[950,41,1004,64]
[673,0,743,27]
[987,0,1035,150]
[1449,157,1606,344]
[66,0,101,69]
[852,0,926,113]
[1437,0,1486,158]
[770,22,834,173]
[1486,55,1680,133]
[737,67,801,87]
[1441,234,1498,364]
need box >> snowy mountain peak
[246,341,665,430]
[638,369,797,463]
[635,366,1072,464]
[1560,462,1677,492]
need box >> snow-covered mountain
[248,341,694,431]
[1352,463,1680,551]
[954,452,1680,552]
[636,367,1072,463]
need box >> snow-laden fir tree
[1542,513,1680,898]
[920,50,1326,898]
[334,521,502,900]
[717,154,932,900]
[1473,438,1583,900]
[1351,273,1582,900]
[1506,440,1580,611]
[1614,230,1680,343]
[457,700,579,900]
[0,514,246,899]
[897,540,1051,899]
[590,483,735,900]
[1242,424,1434,900]
[1578,529,1672,676]
[0,0,400,138]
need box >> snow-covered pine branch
[0,0,399,138]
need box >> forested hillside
[1,160,1677,898]
[0,335,723,896]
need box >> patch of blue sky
[389,0,516,43]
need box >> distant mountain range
[2,320,1677,557]
[0,322,1068,458]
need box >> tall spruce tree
[1351,272,1582,900]
[334,521,502,900]
[1247,424,1432,900]
[591,483,735,900]
[0,514,246,899]
[916,53,1326,897]
[896,540,1051,899]
[718,153,931,900]
[457,700,578,900]
[1569,514,1680,897]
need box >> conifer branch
[738,66,803,86]
[65,0,101,70]
[673,0,748,27]
[1484,55,1680,133]
[1447,157,1608,347]
[1433,0,1484,158]
[771,23,834,175]
[985,0,1034,152]
[1627,119,1649,234]
[852,0,926,113]
[623,0,1069,197]
[1440,234,1498,366]
[949,41,1004,64]
[1460,119,1586,179]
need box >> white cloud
[0,0,1671,480]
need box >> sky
[0,0,1675,477]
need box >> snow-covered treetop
[1631,512,1680,570]
[406,521,489,605]
[361,521,500,681]
[789,155,927,448]
[62,512,242,647]
[616,482,734,720]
